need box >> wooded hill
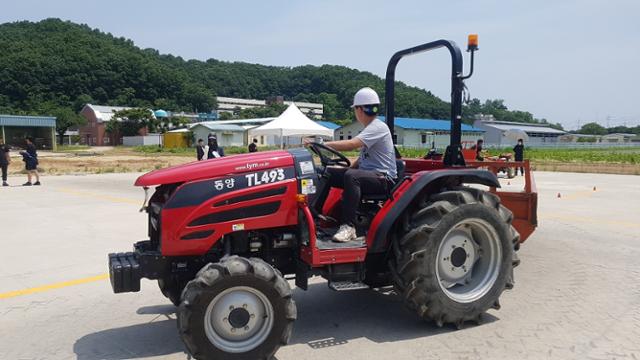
[0,18,560,129]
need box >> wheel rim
[204,286,274,353]
[435,218,502,303]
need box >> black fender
[370,169,500,253]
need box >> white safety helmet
[351,87,380,107]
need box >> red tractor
[109,36,537,360]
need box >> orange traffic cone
[557,193,561,198]
[507,181,511,185]
[593,186,597,191]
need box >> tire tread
[390,187,520,327]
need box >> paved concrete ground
[0,171,638,360]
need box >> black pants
[1,164,7,182]
[515,158,524,175]
[325,167,392,226]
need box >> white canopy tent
[249,103,334,148]
[503,128,529,142]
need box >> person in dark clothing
[196,139,205,161]
[207,134,225,159]
[21,137,40,186]
[248,138,258,153]
[513,139,525,176]
[475,139,485,161]
[0,139,10,186]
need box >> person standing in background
[0,139,10,186]
[207,134,225,159]
[513,139,525,176]
[475,139,485,161]
[196,139,205,161]
[248,138,258,153]
[21,136,40,186]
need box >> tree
[181,84,216,112]
[238,103,287,119]
[0,18,546,132]
[51,107,87,145]
[73,94,93,112]
[110,108,156,136]
[578,122,607,135]
[218,112,234,120]
[105,119,121,136]
[157,116,190,133]
[549,122,565,131]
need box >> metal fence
[485,142,640,149]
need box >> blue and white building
[335,116,484,149]
[473,118,565,146]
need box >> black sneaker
[23,182,32,186]
[2,182,8,187]
[34,181,41,186]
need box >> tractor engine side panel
[160,164,299,257]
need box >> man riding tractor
[307,87,397,243]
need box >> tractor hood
[134,150,295,187]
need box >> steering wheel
[307,142,351,168]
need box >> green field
[401,146,640,164]
[490,147,640,164]
[132,145,640,165]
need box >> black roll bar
[384,39,473,166]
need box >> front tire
[178,256,296,360]
[390,187,520,328]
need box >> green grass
[133,145,193,154]
[487,147,640,164]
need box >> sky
[1,0,639,130]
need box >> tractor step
[328,281,370,291]
[316,227,366,249]
[316,236,366,250]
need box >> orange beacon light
[468,34,479,51]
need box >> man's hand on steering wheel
[306,141,351,168]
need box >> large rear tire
[390,187,520,328]
[178,256,296,360]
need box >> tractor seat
[361,159,406,202]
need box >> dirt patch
[5,154,194,176]
[4,152,638,177]
[532,161,640,175]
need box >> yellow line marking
[0,273,109,300]
[55,187,140,205]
